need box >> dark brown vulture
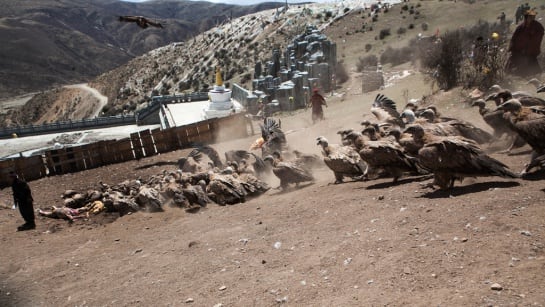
[316,136,367,184]
[343,131,422,182]
[410,108,493,145]
[252,117,287,157]
[496,99,545,174]
[263,155,314,190]
[486,90,545,107]
[471,99,526,152]
[404,124,519,190]
[488,85,533,99]
[118,16,164,29]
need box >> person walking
[507,9,544,76]
[308,88,327,124]
[9,171,36,231]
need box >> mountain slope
[0,0,284,99]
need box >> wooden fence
[0,114,252,188]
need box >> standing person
[9,171,35,231]
[506,9,544,76]
[308,88,327,124]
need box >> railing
[0,115,136,139]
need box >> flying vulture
[118,16,164,29]
[403,124,519,190]
[316,136,367,184]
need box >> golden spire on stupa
[215,66,223,87]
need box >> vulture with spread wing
[404,124,519,190]
[118,16,164,29]
[316,136,367,184]
[370,94,404,128]
[251,117,287,157]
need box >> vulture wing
[371,94,404,127]
[418,137,518,179]
[273,161,314,187]
[512,116,545,152]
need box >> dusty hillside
[1,1,545,305]
[1,67,545,305]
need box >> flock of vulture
[174,81,545,202]
[52,83,544,220]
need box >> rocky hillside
[2,0,541,126]
[0,0,284,99]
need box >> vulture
[224,149,269,178]
[488,85,533,99]
[411,108,493,145]
[263,155,314,190]
[344,131,422,182]
[523,153,545,175]
[316,136,367,184]
[386,128,422,156]
[404,124,519,190]
[118,16,164,29]
[207,171,248,205]
[486,90,545,107]
[178,146,222,173]
[370,94,404,128]
[471,99,526,152]
[228,162,270,196]
[181,182,211,211]
[252,117,287,157]
[496,99,545,174]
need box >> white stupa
[159,67,245,129]
[203,67,244,119]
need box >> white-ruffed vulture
[118,16,164,29]
[316,136,367,184]
[252,117,287,157]
[404,124,519,190]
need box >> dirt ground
[1,66,545,306]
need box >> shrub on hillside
[379,28,391,39]
[419,20,510,89]
[356,55,378,72]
